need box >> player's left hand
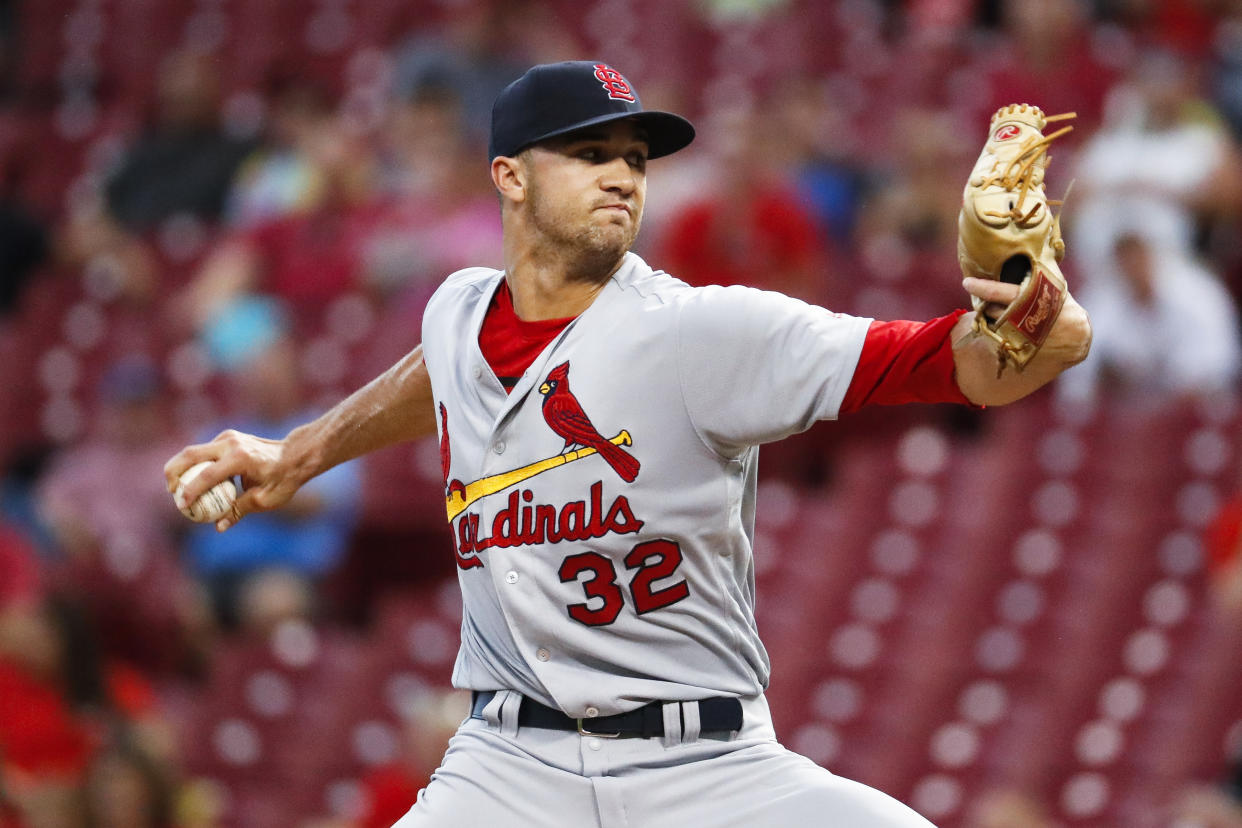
[953,274,1090,405]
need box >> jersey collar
[479,252,649,422]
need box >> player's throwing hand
[164,430,299,532]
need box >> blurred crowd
[4,0,1242,825]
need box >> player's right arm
[164,344,436,531]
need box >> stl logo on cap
[594,64,636,102]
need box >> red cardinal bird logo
[539,362,640,482]
[439,402,466,499]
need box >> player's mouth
[595,202,631,215]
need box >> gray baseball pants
[392,692,935,827]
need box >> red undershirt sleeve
[839,309,977,413]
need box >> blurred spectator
[392,5,522,141]
[59,199,162,308]
[0,448,57,559]
[965,787,1056,827]
[1167,448,1242,823]
[0,522,39,610]
[379,83,475,201]
[81,742,175,828]
[652,104,830,303]
[1170,783,1242,827]
[0,0,14,103]
[36,356,210,675]
[391,1,578,146]
[0,774,19,828]
[1205,462,1242,617]
[851,106,972,319]
[0,198,48,319]
[0,595,166,828]
[185,297,360,629]
[354,690,469,828]
[979,0,1121,135]
[225,76,337,229]
[773,79,870,245]
[1056,231,1241,402]
[0,600,93,787]
[0,148,48,319]
[104,50,255,232]
[1103,0,1218,56]
[1072,49,1242,282]
[234,568,316,640]
[177,116,386,326]
[1212,6,1242,140]
[365,83,502,300]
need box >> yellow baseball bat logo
[445,431,632,522]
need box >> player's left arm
[952,276,1092,406]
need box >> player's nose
[598,157,638,195]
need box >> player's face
[522,120,649,280]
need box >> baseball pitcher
[167,62,1091,826]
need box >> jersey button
[472,365,482,380]
[587,738,602,751]
[493,440,506,454]
[505,570,519,584]
[584,706,599,718]
[536,647,551,662]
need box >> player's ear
[491,155,527,205]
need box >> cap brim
[512,110,696,160]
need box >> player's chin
[593,209,633,230]
[586,218,633,247]
[568,229,631,279]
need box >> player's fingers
[216,486,270,532]
[215,498,245,533]
[173,458,241,509]
[166,429,247,491]
[164,443,219,493]
[962,277,1020,304]
[173,431,267,504]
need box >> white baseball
[175,461,238,523]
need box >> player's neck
[503,241,622,322]
[504,266,610,322]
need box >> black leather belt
[470,691,743,738]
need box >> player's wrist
[1044,295,1092,367]
[280,422,331,488]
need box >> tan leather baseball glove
[958,104,1075,373]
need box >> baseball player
[167,63,1091,826]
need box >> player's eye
[627,152,647,171]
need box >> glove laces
[979,112,1076,227]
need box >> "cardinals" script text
[453,482,645,568]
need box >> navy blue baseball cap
[489,61,695,161]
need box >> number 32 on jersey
[559,539,690,626]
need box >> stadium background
[3,0,1242,825]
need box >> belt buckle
[577,718,621,738]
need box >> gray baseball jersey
[422,251,870,718]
